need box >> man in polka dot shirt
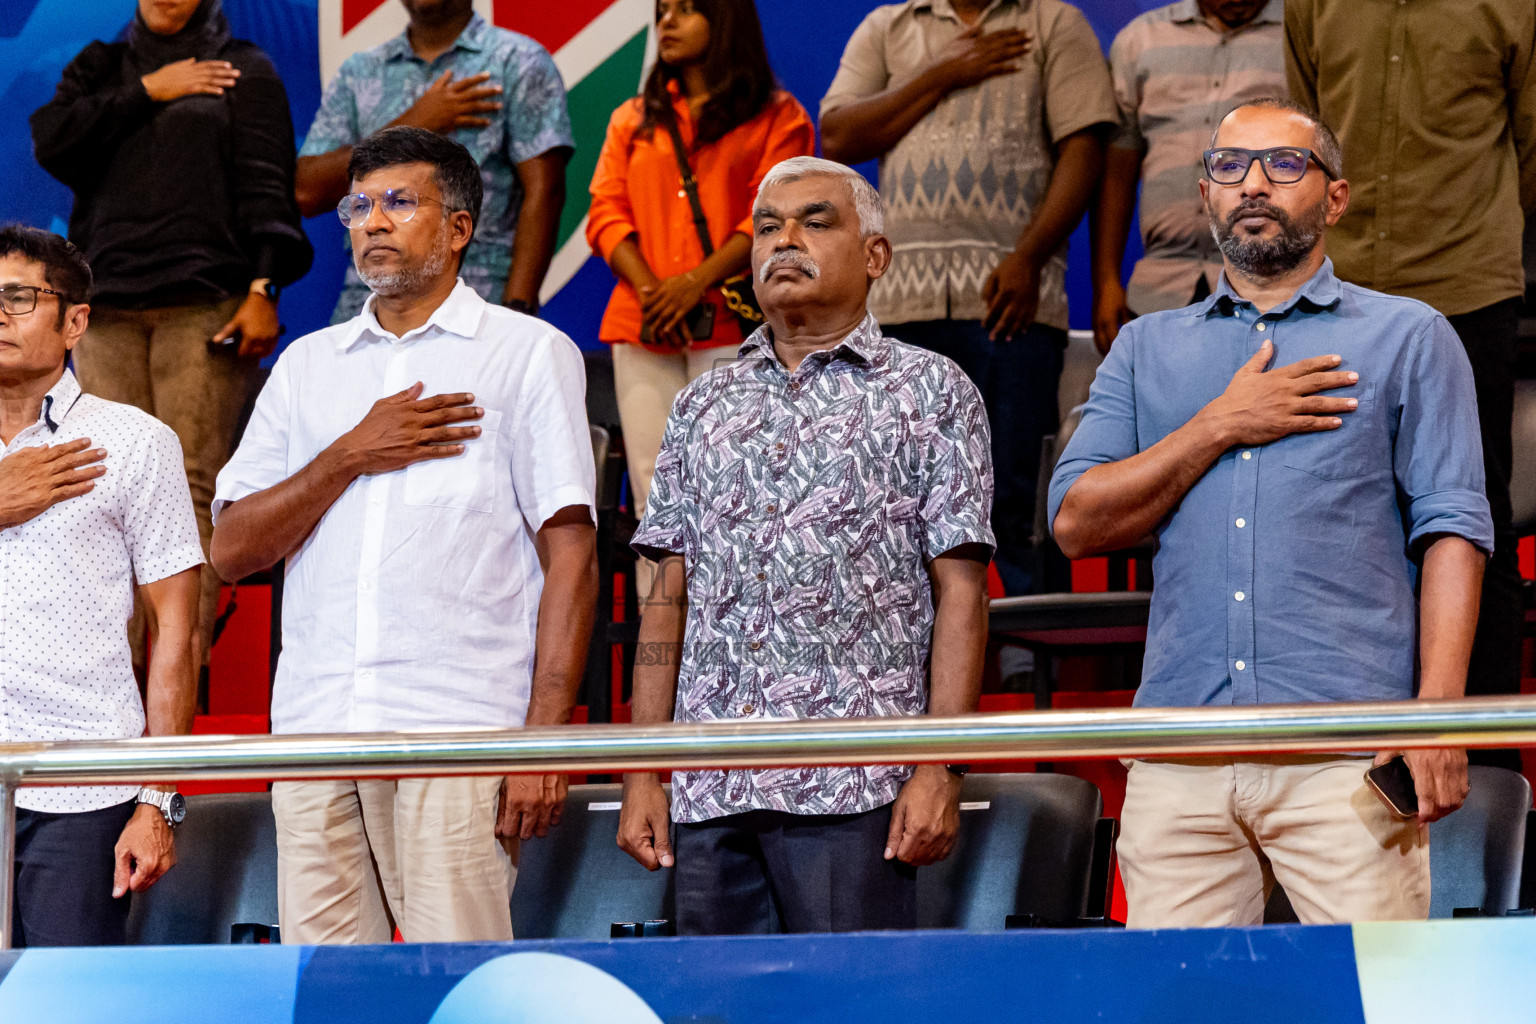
[0,226,204,946]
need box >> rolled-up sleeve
[212,349,295,521]
[819,10,890,117]
[586,102,641,261]
[1047,325,1140,535]
[918,362,996,560]
[1392,315,1495,554]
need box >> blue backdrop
[0,0,1162,355]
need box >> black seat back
[127,792,278,944]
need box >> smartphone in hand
[1365,756,1418,819]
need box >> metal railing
[3,693,1536,949]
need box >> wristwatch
[137,788,187,829]
[250,277,280,302]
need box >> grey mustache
[759,250,820,283]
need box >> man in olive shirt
[1286,1,1536,766]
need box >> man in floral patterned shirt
[294,0,572,323]
[618,157,995,935]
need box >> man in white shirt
[211,127,597,944]
[0,226,202,946]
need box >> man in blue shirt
[1048,99,1493,927]
[295,0,572,323]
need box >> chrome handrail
[3,694,1534,948]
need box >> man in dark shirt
[1286,1,1536,770]
[30,0,312,675]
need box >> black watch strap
[945,764,970,778]
[506,298,538,315]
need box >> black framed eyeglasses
[1202,146,1338,185]
[336,187,446,228]
[0,285,66,316]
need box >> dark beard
[1209,198,1325,279]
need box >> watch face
[167,792,187,823]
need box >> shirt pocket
[1279,383,1380,481]
[402,408,501,513]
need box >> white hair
[756,157,884,236]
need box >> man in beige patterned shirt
[820,0,1115,594]
[1091,0,1285,352]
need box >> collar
[384,12,488,62]
[1197,257,1344,318]
[1171,0,1283,27]
[40,368,82,433]
[738,312,890,367]
[340,278,486,352]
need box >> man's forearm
[210,446,361,582]
[626,558,687,783]
[1417,534,1485,699]
[926,554,989,717]
[1053,410,1229,559]
[1090,146,1142,287]
[821,69,954,165]
[504,177,565,307]
[140,567,201,752]
[295,149,354,219]
[1013,129,1105,266]
[524,533,598,727]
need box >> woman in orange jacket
[587,0,814,592]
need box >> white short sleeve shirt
[0,370,204,813]
[213,280,596,735]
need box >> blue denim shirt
[1047,259,1493,708]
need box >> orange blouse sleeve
[734,93,817,239]
[586,100,644,262]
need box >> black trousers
[12,800,136,947]
[1445,298,1524,772]
[673,807,917,935]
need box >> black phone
[1365,756,1419,819]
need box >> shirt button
[1389,54,1400,62]
[766,504,777,513]
[370,495,383,507]
[740,705,755,716]
[775,442,785,451]
[1234,591,1245,602]
[789,381,801,391]
[749,641,761,651]
[361,579,375,592]
[1235,518,1246,528]
[1235,660,1246,671]
[1242,451,1252,460]
[1378,231,1388,239]
[756,572,766,581]
[1255,322,1266,332]
[1379,173,1389,182]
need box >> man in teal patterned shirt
[295,0,572,323]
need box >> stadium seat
[511,783,674,939]
[1429,764,1531,917]
[126,792,279,944]
[917,772,1109,930]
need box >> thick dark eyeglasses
[336,187,446,228]
[0,285,66,316]
[1202,147,1338,185]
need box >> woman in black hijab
[30,0,313,678]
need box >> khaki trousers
[611,342,729,597]
[73,298,258,666]
[272,777,517,944]
[1118,756,1430,928]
